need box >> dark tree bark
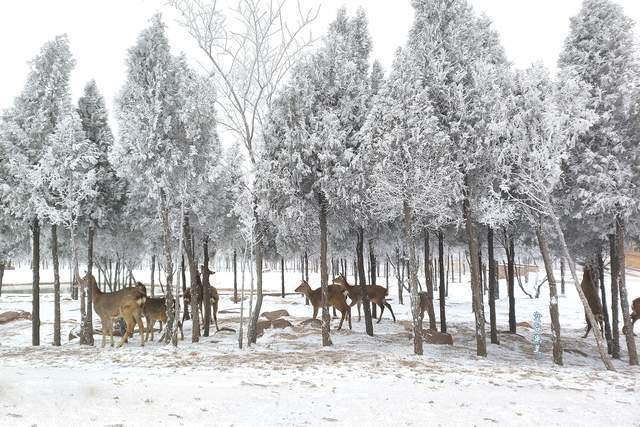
[551,214,614,371]
[438,231,447,333]
[487,228,499,345]
[233,248,238,303]
[304,250,309,305]
[463,188,487,357]
[615,216,638,365]
[31,217,40,346]
[150,254,156,298]
[52,224,61,346]
[80,226,95,346]
[403,201,423,355]
[281,257,285,298]
[368,238,377,319]
[0,262,3,297]
[357,226,374,336]
[247,200,264,345]
[423,230,436,331]
[396,246,403,304]
[202,236,211,337]
[183,215,200,342]
[536,221,562,366]
[181,255,190,321]
[159,190,177,345]
[560,258,565,295]
[596,249,612,354]
[318,192,332,346]
[609,234,620,359]
[506,235,516,333]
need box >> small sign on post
[533,311,542,356]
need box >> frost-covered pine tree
[407,0,506,357]
[33,112,99,346]
[0,35,75,346]
[260,8,376,346]
[558,0,638,365]
[114,15,219,345]
[76,79,122,344]
[362,49,461,355]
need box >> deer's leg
[332,306,338,319]
[312,305,318,320]
[118,313,134,347]
[376,302,385,323]
[100,316,107,348]
[385,302,396,323]
[109,318,115,347]
[136,311,145,346]
[582,315,592,339]
[337,309,345,330]
[348,306,352,330]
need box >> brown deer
[294,279,352,330]
[580,265,604,338]
[417,291,433,322]
[143,297,183,341]
[184,282,220,331]
[88,273,146,347]
[622,297,640,336]
[332,274,396,323]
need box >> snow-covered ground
[1,267,639,426]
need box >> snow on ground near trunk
[1,268,640,426]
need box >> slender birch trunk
[404,201,423,355]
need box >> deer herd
[84,263,639,348]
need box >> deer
[184,271,220,332]
[87,273,146,348]
[622,297,640,336]
[580,265,604,339]
[294,279,352,330]
[332,274,396,323]
[143,297,184,341]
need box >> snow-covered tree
[260,8,384,346]
[114,15,220,344]
[362,49,462,355]
[0,34,75,346]
[407,0,506,357]
[33,112,99,345]
[557,0,639,366]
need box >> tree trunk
[596,249,612,354]
[404,201,423,355]
[233,249,238,303]
[304,250,309,306]
[615,216,638,365]
[438,231,447,333]
[551,214,615,371]
[357,227,374,336]
[247,214,264,345]
[80,226,95,346]
[202,235,211,337]
[369,238,377,319]
[0,262,4,297]
[487,228,499,345]
[423,230,436,331]
[560,258,565,295]
[150,254,155,297]
[463,187,487,357]
[281,257,285,298]
[318,192,332,346]
[31,218,40,346]
[506,235,516,333]
[535,220,562,366]
[159,190,176,344]
[183,214,200,342]
[396,247,403,304]
[52,224,61,346]
[609,234,620,359]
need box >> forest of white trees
[1,0,640,377]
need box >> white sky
[1,0,639,139]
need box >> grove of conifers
[1,0,639,372]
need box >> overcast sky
[1,0,639,136]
